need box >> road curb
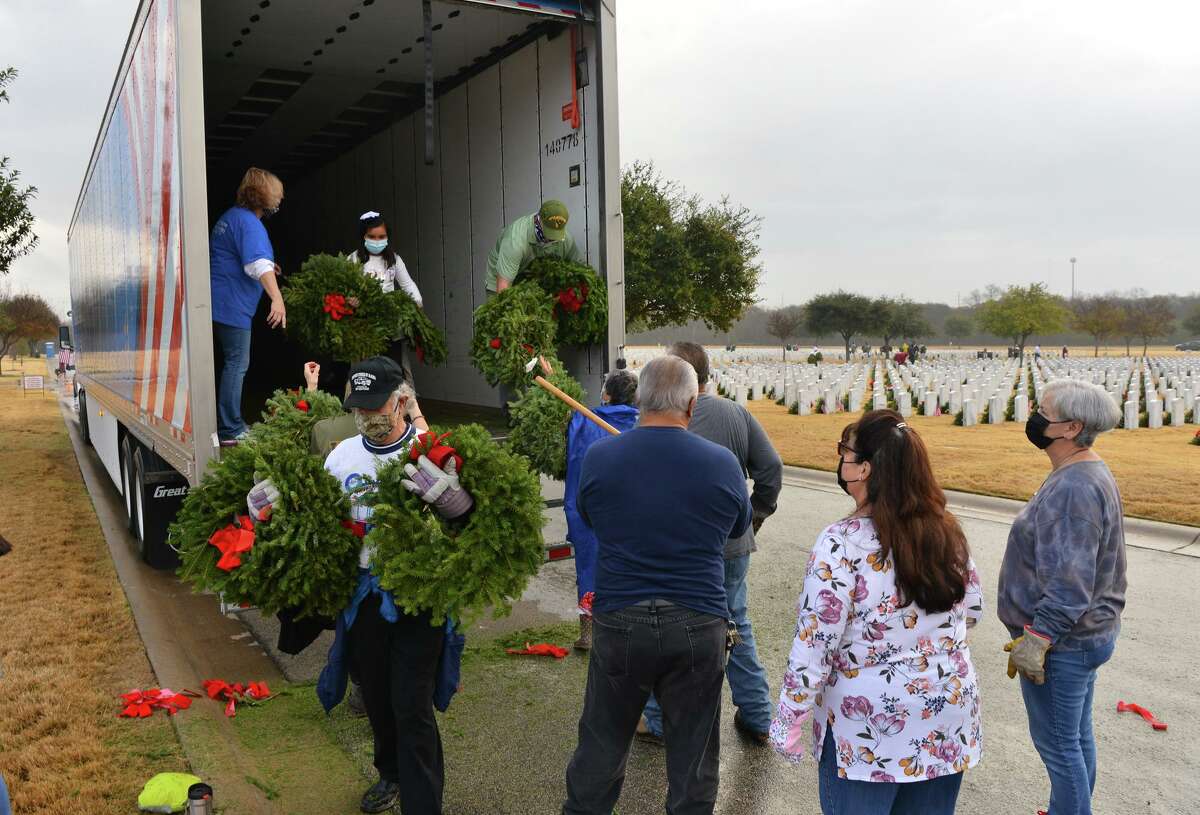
[782,464,1200,557]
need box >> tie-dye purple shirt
[998,460,1127,650]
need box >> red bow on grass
[505,642,569,659]
[207,516,256,572]
[323,293,355,321]
[118,688,199,718]
[202,679,272,718]
[410,431,464,473]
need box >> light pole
[1070,257,1077,300]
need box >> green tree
[975,283,1069,361]
[621,161,761,331]
[943,313,973,344]
[1070,295,1123,357]
[880,298,933,346]
[0,68,38,276]
[806,291,877,360]
[1121,295,1175,356]
[0,293,59,374]
[1183,305,1200,337]
[765,305,805,360]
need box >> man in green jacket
[485,199,582,294]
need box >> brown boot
[574,614,592,651]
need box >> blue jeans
[818,729,962,815]
[213,321,251,440]
[643,554,773,736]
[1019,639,1115,815]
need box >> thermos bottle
[185,783,214,815]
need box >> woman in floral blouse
[771,409,983,814]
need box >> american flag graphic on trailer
[70,0,190,441]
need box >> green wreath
[365,423,545,625]
[470,283,557,388]
[283,253,402,362]
[524,257,608,346]
[394,291,448,366]
[173,392,359,619]
[505,368,583,480]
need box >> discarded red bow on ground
[118,687,199,718]
[410,431,464,473]
[207,516,256,572]
[1117,700,1167,731]
[323,293,355,321]
[505,642,569,659]
[202,679,272,718]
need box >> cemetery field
[745,401,1200,527]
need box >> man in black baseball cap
[344,356,407,411]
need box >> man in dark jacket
[562,356,751,815]
[639,342,783,745]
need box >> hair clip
[895,422,909,431]
[359,210,381,220]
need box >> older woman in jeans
[999,379,1126,815]
[771,409,983,815]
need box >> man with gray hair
[562,355,752,815]
[638,341,783,746]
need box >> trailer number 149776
[543,132,580,156]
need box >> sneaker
[734,710,769,745]
[635,715,664,746]
[360,778,401,813]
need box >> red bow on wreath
[207,516,256,572]
[323,293,355,321]
[414,339,426,364]
[202,679,272,718]
[556,283,589,314]
[410,431,464,473]
[118,687,199,718]
[489,337,501,349]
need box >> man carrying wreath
[246,356,473,815]
[485,199,583,295]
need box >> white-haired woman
[998,378,1127,815]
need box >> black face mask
[837,456,866,495]
[1025,412,1070,450]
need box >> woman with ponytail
[770,409,983,815]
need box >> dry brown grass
[0,359,186,813]
[746,400,1200,527]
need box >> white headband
[359,210,381,220]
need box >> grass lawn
[745,401,1200,527]
[0,359,188,813]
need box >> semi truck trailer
[68,0,623,567]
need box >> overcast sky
[4,0,1200,318]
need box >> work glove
[246,477,280,523]
[1003,625,1052,684]
[402,455,474,519]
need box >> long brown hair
[843,409,970,613]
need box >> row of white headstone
[704,353,1200,429]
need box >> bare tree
[765,305,805,360]
[1071,295,1123,357]
[1120,295,1175,356]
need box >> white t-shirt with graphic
[346,251,423,305]
[323,424,418,568]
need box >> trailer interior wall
[201,1,608,407]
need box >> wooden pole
[533,375,621,435]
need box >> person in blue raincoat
[564,369,639,650]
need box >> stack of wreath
[284,253,447,365]
[470,260,611,479]
[172,392,548,624]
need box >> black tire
[120,436,137,533]
[132,449,148,561]
[78,390,91,447]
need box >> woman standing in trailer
[349,210,423,383]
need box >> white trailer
[68,0,623,567]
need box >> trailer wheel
[120,436,138,533]
[78,390,91,447]
[132,449,148,559]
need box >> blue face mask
[364,238,388,254]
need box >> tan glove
[1003,626,1052,684]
